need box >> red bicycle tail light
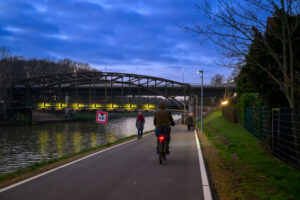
[158,136,164,142]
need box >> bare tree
[0,47,12,101]
[210,73,225,85]
[0,46,10,59]
[185,0,300,108]
[226,67,240,83]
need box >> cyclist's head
[159,102,166,109]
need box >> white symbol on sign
[98,113,106,122]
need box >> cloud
[0,0,232,83]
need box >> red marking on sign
[96,111,108,124]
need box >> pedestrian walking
[136,111,145,139]
[185,114,194,131]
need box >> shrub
[221,104,238,123]
[237,93,261,125]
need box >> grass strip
[197,110,300,200]
[0,130,154,188]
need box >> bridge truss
[12,72,191,110]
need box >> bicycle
[157,134,167,164]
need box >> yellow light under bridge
[90,104,102,109]
[123,104,137,109]
[142,104,156,109]
[72,103,86,109]
[38,103,51,109]
[56,103,68,109]
[106,104,119,109]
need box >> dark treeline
[0,47,100,101]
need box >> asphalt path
[0,125,205,200]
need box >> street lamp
[192,94,198,128]
[196,70,203,134]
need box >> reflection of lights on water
[90,133,97,148]
[73,132,81,152]
[56,133,64,157]
[39,131,49,159]
[107,133,115,143]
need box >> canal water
[0,113,181,175]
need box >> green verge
[0,130,154,185]
[198,110,300,200]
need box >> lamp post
[197,70,203,134]
[192,94,198,128]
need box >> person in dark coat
[185,114,194,131]
[136,112,145,139]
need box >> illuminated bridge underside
[13,72,190,109]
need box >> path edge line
[195,130,213,200]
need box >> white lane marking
[195,130,212,200]
[203,186,212,200]
[0,133,153,193]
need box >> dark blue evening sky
[0,0,232,83]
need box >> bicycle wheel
[158,143,163,164]
[162,153,166,160]
[162,142,167,160]
[159,152,163,164]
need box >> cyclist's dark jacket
[154,103,174,131]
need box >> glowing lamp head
[221,100,228,105]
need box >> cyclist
[154,102,175,154]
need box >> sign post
[96,111,108,145]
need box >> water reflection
[56,133,64,157]
[106,133,115,143]
[39,131,49,159]
[0,113,181,175]
[73,132,81,153]
[90,133,97,148]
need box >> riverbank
[197,110,300,200]
[0,118,91,127]
[0,110,161,127]
[0,130,154,189]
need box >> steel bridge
[12,72,191,110]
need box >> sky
[0,0,233,84]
